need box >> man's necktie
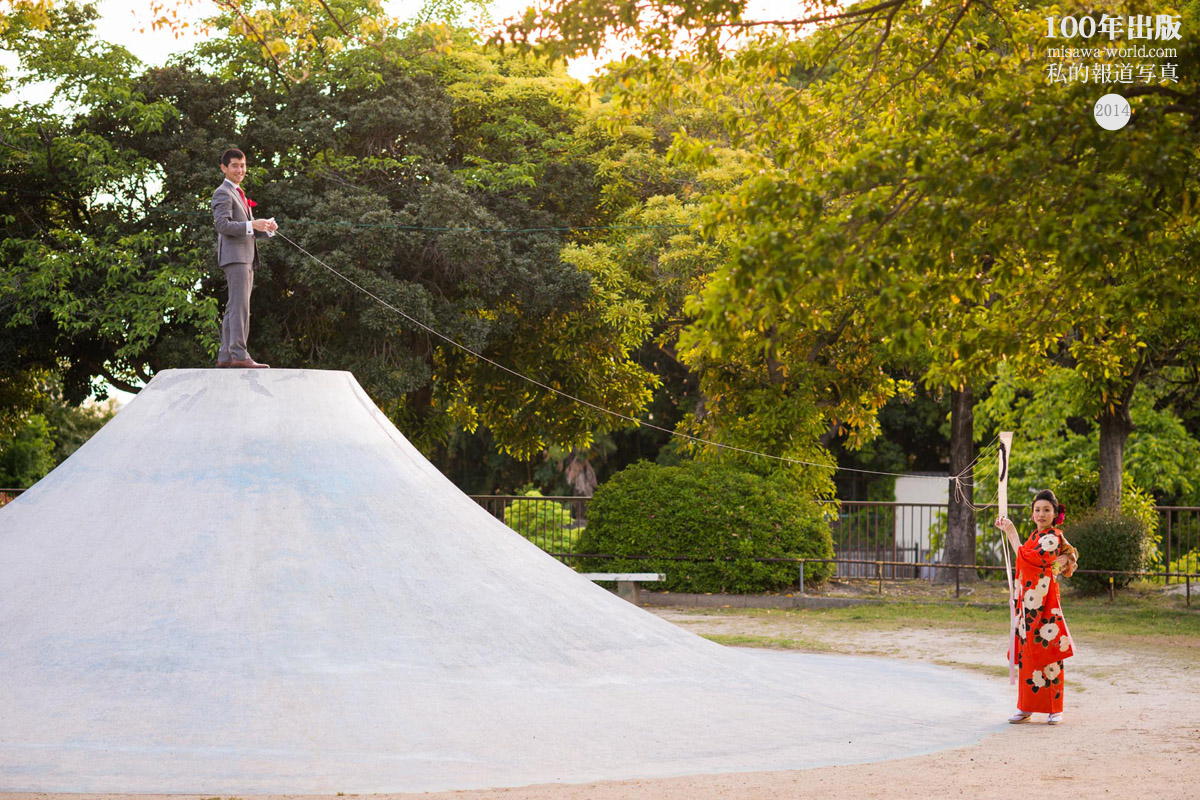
[236,186,251,217]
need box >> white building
[893,472,950,553]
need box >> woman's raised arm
[994,515,1022,553]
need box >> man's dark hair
[221,148,246,167]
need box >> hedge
[575,460,835,593]
[1062,510,1153,593]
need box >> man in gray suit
[212,148,277,368]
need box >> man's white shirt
[223,178,254,236]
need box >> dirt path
[5,606,1198,800]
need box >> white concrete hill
[0,369,1005,793]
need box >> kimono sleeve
[1058,532,1079,577]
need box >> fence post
[1165,510,1172,585]
[1187,573,1191,608]
[1108,575,1115,603]
[797,560,805,595]
[955,565,960,599]
[877,561,883,595]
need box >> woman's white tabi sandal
[1047,713,1063,725]
[1008,711,1032,724]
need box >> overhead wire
[272,228,990,486]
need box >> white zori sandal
[1008,711,1032,724]
[1047,713,1064,725]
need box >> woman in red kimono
[996,489,1078,725]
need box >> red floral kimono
[1009,527,1075,713]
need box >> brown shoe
[228,358,270,369]
[217,361,232,368]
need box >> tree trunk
[1097,403,1133,511]
[936,386,976,584]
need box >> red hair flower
[1054,503,1066,526]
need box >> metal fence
[1159,507,1200,584]
[4,485,1198,585]
[832,501,938,578]
[471,494,1200,584]
[472,494,588,559]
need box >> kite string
[950,435,1002,511]
[273,229,985,484]
[952,476,1001,513]
[958,434,999,477]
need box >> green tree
[0,413,54,488]
[0,373,117,488]
[0,1,214,401]
[504,0,1200,532]
[976,365,1200,506]
[0,2,684,471]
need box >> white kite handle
[998,431,1016,685]
[997,431,1012,514]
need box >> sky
[0,0,616,108]
[77,0,806,81]
[75,0,623,81]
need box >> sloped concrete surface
[0,369,1007,793]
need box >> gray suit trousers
[219,262,254,363]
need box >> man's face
[221,157,247,185]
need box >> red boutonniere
[245,197,258,208]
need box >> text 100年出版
[1045,14,1180,40]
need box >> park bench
[578,572,665,604]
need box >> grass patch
[681,592,1200,643]
[702,633,832,652]
[931,659,1012,679]
[1062,598,1200,640]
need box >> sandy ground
[5,605,1199,800]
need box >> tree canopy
[3,0,1199,511]
[1,1,680,468]
[501,0,1200,509]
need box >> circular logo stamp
[1093,94,1131,130]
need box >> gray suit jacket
[212,179,267,268]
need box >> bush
[1054,469,1159,539]
[1053,470,1162,575]
[0,413,55,488]
[576,460,835,593]
[504,490,582,553]
[1149,549,1200,585]
[1062,510,1153,594]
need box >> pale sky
[5,0,813,102]
[75,0,807,82]
[76,0,626,81]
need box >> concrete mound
[0,369,1005,793]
